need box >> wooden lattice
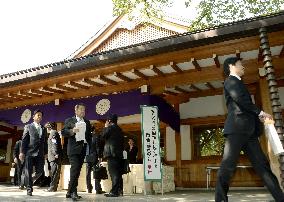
[92,24,178,54]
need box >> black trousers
[107,157,123,195]
[24,155,44,193]
[49,160,61,191]
[67,149,85,194]
[14,161,24,186]
[86,162,102,192]
[215,133,284,202]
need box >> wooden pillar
[258,78,281,182]
[259,27,284,188]
[174,104,182,187]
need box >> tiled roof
[1,11,284,87]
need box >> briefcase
[93,165,108,180]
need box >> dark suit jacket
[21,123,47,157]
[86,133,104,163]
[223,75,262,136]
[61,116,92,156]
[102,124,124,159]
[47,130,62,162]
[13,140,22,160]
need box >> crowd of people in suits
[12,103,135,200]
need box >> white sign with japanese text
[141,106,162,181]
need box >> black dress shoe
[71,193,82,200]
[96,190,106,194]
[19,185,25,190]
[87,190,92,193]
[104,193,119,197]
[27,192,32,196]
[66,193,71,198]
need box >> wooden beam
[131,69,148,80]
[82,78,103,87]
[113,72,132,82]
[42,86,65,94]
[280,46,284,58]
[31,89,53,96]
[181,115,226,126]
[7,93,23,101]
[258,48,264,62]
[236,49,241,59]
[190,84,202,91]
[213,54,220,68]
[191,58,201,71]
[163,90,178,96]
[97,75,117,85]
[204,82,215,90]
[150,65,165,77]
[0,125,16,133]
[170,61,183,73]
[54,84,77,92]
[0,56,280,110]
[174,86,189,93]
[67,81,90,90]
[23,90,43,97]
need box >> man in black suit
[61,103,92,201]
[19,109,47,196]
[13,140,24,188]
[46,122,62,192]
[126,138,138,164]
[102,114,124,197]
[215,57,284,202]
[85,126,105,194]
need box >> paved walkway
[0,184,275,202]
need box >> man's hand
[14,157,18,164]
[259,111,273,122]
[98,158,102,164]
[19,153,25,162]
[54,154,58,159]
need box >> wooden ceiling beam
[67,81,90,90]
[97,75,117,85]
[236,49,241,59]
[258,48,264,62]
[0,125,16,133]
[280,46,284,58]
[23,90,43,97]
[82,78,103,87]
[113,72,132,82]
[191,58,201,71]
[213,54,220,68]
[42,86,65,94]
[131,69,148,80]
[174,86,189,93]
[2,32,284,95]
[204,82,215,90]
[170,61,183,73]
[190,84,202,91]
[150,65,165,77]
[54,84,77,92]
[163,90,178,96]
[31,89,53,96]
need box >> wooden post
[258,78,281,182]
[174,104,182,187]
[259,27,284,188]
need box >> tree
[112,0,284,31]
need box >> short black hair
[107,114,118,124]
[33,109,43,116]
[75,103,86,110]
[223,57,242,77]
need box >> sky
[0,0,200,76]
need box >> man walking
[215,57,284,202]
[61,103,92,201]
[19,109,47,196]
[46,122,62,192]
[102,114,124,197]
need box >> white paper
[10,167,15,177]
[44,159,50,176]
[265,123,284,156]
[75,121,86,142]
[123,150,127,159]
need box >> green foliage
[186,0,284,31]
[112,0,172,20]
[197,127,225,156]
[112,0,284,31]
